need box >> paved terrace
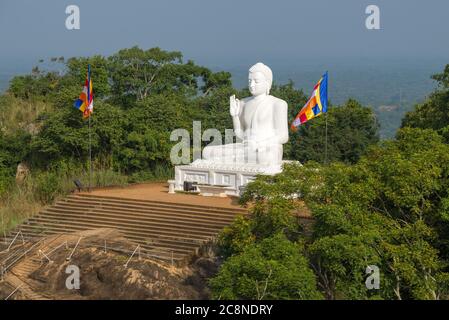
[81,182,243,209]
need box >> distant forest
[227,59,442,139]
[1,58,442,139]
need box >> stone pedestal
[174,159,297,196]
[167,180,176,194]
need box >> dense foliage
[213,127,449,300]
[210,233,322,299]
[289,98,379,164]
[211,64,449,300]
[402,64,449,142]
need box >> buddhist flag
[74,65,93,119]
[291,72,328,130]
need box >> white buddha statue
[202,62,289,166]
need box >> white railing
[4,230,25,252]
[4,284,22,300]
[66,237,82,261]
[39,241,69,264]
[1,239,43,278]
[123,244,141,268]
[1,232,182,285]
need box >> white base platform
[196,184,233,197]
[174,160,297,196]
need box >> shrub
[210,233,322,300]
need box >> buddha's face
[248,71,269,96]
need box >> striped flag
[291,72,328,130]
[74,65,93,119]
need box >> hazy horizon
[1,0,447,95]
[1,0,448,138]
[1,0,448,63]
[1,55,444,139]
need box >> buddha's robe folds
[203,95,288,166]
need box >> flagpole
[89,111,92,192]
[325,112,328,164]
[324,71,329,165]
[88,64,92,192]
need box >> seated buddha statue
[202,62,289,166]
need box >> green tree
[9,71,61,100]
[236,127,449,299]
[210,233,322,300]
[290,99,380,164]
[0,130,31,196]
[30,106,93,167]
[218,198,301,258]
[0,130,31,175]
[107,46,205,106]
[200,70,233,96]
[402,64,449,142]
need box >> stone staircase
[0,235,64,300]
[4,194,247,265]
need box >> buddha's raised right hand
[230,95,240,117]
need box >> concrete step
[6,273,50,300]
[18,225,199,256]
[69,194,247,214]
[16,223,210,249]
[27,212,221,236]
[39,210,227,235]
[52,201,238,224]
[44,207,231,230]
[6,192,244,266]
[8,223,203,249]
[18,228,195,254]
[25,214,218,238]
[62,196,244,216]
[12,228,186,262]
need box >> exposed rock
[0,228,220,300]
[15,162,29,185]
[24,123,40,135]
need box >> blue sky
[0,0,448,68]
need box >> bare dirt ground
[0,228,220,300]
[83,182,311,218]
[83,183,242,209]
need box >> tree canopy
[216,126,449,300]
[402,64,449,142]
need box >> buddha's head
[248,62,273,96]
